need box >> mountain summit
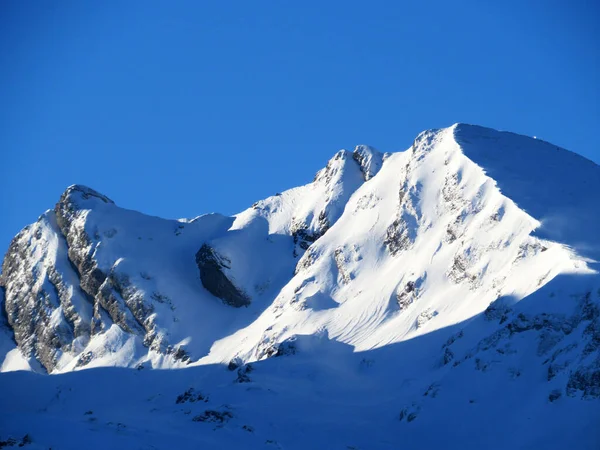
[1,124,598,449]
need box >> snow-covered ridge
[0,145,382,372]
[1,124,599,449]
[1,124,597,372]
[453,124,600,262]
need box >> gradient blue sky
[1,1,598,257]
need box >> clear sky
[1,1,598,258]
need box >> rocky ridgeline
[0,145,384,371]
[1,125,599,408]
[1,186,191,371]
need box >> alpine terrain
[1,124,599,449]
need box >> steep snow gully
[1,124,599,450]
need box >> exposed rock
[313,149,351,183]
[384,183,420,256]
[176,388,208,404]
[236,364,254,383]
[0,212,94,371]
[416,309,438,328]
[75,351,94,368]
[462,291,600,399]
[195,244,250,308]
[334,248,352,284]
[384,219,411,256]
[294,248,317,274]
[548,389,562,402]
[192,409,233,424]
[441,173,463,211]
[227,357,243,371]
[166,345,192,364]
[483,298,512,323]
[423,383,441,398]
[567,367,600,399]
[442,330,464,349]
[1,185,194,371]
[352,145,383,181]
[398,403,420,422]
[443,348,454,365]
[396,275,427,311]
[95,270,147,335]
[447,254,477,286]
[291,220,326,257]
[259,336,298,360]
[0,434,31,448]
[54,185,112,298]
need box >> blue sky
[1,1,598,258]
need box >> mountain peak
[1,124,599,450]
[451,123,600,261]
[59,184,114,206]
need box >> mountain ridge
[1,123,598,371]
[1,123,598,449]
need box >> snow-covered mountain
[1,124,599,449]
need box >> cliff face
[1,208,94,370]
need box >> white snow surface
[1,124,599,449]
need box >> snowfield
[1,124,599,449]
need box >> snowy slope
[0,124,599,450]
[199,125,597,364]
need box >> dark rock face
[95,271,146,336]
[567,368,600,399]
[195,244,250,308]
[235,363,253,383]
[54,185,112,298]
[53,185,181,356]
[0,185,188,371]
[0,212,93,372]
[291,218,328,258]
[384,219,411,256]
[384,181,420,257]
[352,145,383,181]
[395,275,427,311]
[1,227,55,369]
[192,409,233,423]
[176,388,208,404]
[292,225,323,252]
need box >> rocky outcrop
[0,211,94,371]
[195,244,251,308]
[384,173,420,257]
[384,218,412,256]
[291,217,328,258]
[445,290,600,400]
[53,186,183,355]
[352,145,383,181]
[1,185,194,371]
[54,185,113,298]
[95,269,147,336]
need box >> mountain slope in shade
[0,124,598,450]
